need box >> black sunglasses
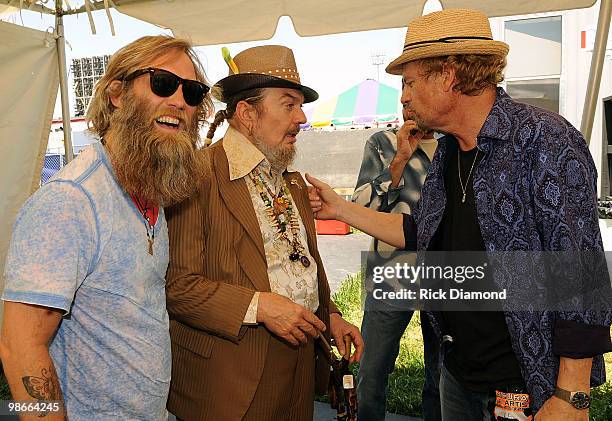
[124,67,209,107]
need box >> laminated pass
[493,390,533,421]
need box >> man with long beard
[165,45,363,420]
[0,35,212,420]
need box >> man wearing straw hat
[165,44,363,420]
[308,8,612,421]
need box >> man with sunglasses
[165,45,363,420]
[1,35,212,420]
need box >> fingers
[307,186,319,199]
[395,120,423,161]
[281,321,319,346]
[305,173,327,189]
[335,332,355,360]
[282,319,321,346]
[303,311,326,333]
[262,295,325,346]
[308,187,322,212]
[329,313,364,362]
[334,332,346,358]
[297,315,322,337]
[282,333,300,346]
[348,330,364,363]
[399,120,425,142]
[397,119,418,137]
[291,328,308,345]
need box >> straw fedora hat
[386,9,509,75]
[212,45,318,103]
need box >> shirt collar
[223,126,266,181]
[223,126,298,180]
[477,87,513,142]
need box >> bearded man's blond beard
[103,89,209,206]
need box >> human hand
[257,292,326,346]
[306,173,346,220]
[395,119,424,162]
[329,313,364,363]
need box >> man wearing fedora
[308,8,612,421]
[165,44,363,420]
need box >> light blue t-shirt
[3,142,171,420]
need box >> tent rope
[83,0,96,34]
[103,0,115,36]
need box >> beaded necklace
[248,168,311,268]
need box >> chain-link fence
[41,153,67,185]
[42,129,95,185]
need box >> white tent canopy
[115,0,599,44]
[1,0,607,150]
[2,0,598,43]
[0,0,610,318]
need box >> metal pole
[600,96,611,198]
[55,0,74,162]
[580,0,612,144]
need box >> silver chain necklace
[457,148,479,204]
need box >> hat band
[403,36,493,51]
[224,76,304,99]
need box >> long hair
[418,54,506,96]
[87,35,214,138]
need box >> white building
[489,5,612,196]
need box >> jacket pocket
[170,320,216,359]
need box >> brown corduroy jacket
[165,141,337,420]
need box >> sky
[1,4,446,119]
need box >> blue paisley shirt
[404,88,612,411]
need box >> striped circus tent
[304,79,401,128]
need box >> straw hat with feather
[212,45,318,103]
[386,9,509,75]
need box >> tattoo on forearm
[22,367,64,417]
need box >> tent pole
[580,0,612,144]
[55,0,74,163]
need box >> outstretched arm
[306,173,405,248]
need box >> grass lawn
[0,371,9,400]
[331,272,612,419]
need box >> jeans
[439,365,495,421]
[357,304,441,421]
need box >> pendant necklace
[248,168,311,268]
[457,148,479,204]
[131,193,155,255]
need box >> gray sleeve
[352,134,403,211]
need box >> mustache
[286,126,301,136]
[104,90,207,206]
[402,103,415,113]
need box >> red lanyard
[130,194,159,227]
